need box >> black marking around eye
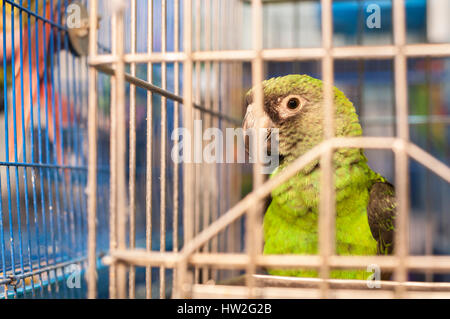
[245,93,253,107]
[265,95,287,124]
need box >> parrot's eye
[279,95,305,119]
[287,98,300,109]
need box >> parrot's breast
[263,156,378,280]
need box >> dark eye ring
[287,97,300,109]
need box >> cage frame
[86,0,450,299]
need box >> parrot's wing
[367,181,397,255]
[263,193,272,215]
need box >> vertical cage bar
[128,0,137,299]
[227,0,236,265]
[319,0,335,298]
[229,0,243,276]
[10,0,29,296]
[235,0,243,248]
[109,12,118,299]
[40,1,53,297]
[193,0,201,285]
[219,0,228,263]
[160,0,167,299]
[393,0,409,298]
[0,0,7,295]
[1,0,10,298]
[26,0,40,296]
[172,0,180,293]
[248,0,264,298]
[146,0,154,299]
[218,0,226,263]
[18,0,36,297]
[2,0,17,295]
[114,3,127,300]
[9,0,27,296]
[48,0,66,297]
[53,0,70,298]
[42,1,58,292]
[71,45,82,268]
[64,0,78,298]
[424,58,433,283]
[201,0,211,285]
[211,0,219,282]
[81,56,91,297]
[176,0,194,299]
[87,0,99,299]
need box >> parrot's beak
[242,103,275,155]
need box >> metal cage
[1,0,450,299]
[86,0,450,299]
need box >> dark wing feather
[367,182,397,255]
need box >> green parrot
[243,74,397,280]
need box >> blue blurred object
[322,0,426,35]
[0,0,92,299]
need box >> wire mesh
[0,0,92,298]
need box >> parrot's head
[243,74,362,164]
